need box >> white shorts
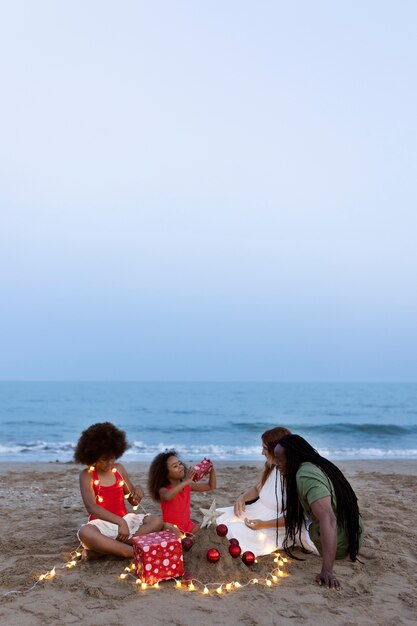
[78,513,147,546]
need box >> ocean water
[0,382,416,462]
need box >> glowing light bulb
[216,586,222,594]
[119,573,127,579]
[266,580,272,586]
[272,575,278,582]
[153,582,159,588]
[176,580,182,588]
[278,570,284,577]
[226,583,232,591]
[119,480,125,486]
[135,579,141,585]
[97,496,104,503]
[89,466,94,472]
[234,581,241,588]
[188,582,195,591]
[203,586,209,594]
[132,505,138,511]
[130,563,136,570]
[112,468,117,473]
[49,568,56,578]
[124,493,129,499]
[141,582,147,590]
[93,479,99,486]
[252,578,258,584]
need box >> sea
[0,382,416,463]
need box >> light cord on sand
[118,553,289,595]
[1,546,83,598]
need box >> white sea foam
[1,440,417,461]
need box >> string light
[117,551,289,596]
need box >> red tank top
[160,483,194,533]
[89,467,127,521]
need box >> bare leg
[79,524,133,559]
[163,522,183,538]
[190,522,201,534]
[132,514,164,537]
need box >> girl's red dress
[89,467,127,521]
[160,484,195,533]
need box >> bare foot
[163,523,183,538]
[81,548,105,561]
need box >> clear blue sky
[1,1,416,381]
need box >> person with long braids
[275,434,364,590]
[216,426,317,556]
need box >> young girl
[75,422,169,560]
[148,450,217,534]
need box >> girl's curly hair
[74,422,129,466]
[148,450,179,501]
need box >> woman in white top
[217,426,317,557]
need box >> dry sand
[0,460,416,626]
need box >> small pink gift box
[192,457,213,482]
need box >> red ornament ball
[229,538,240,546]
[229,544,242,558]
[206,548,221,563]
[216,524,228,537]
[181,536,193,551]
[242,550,255,566]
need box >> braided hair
[278,434,361,561]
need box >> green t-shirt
[296,462,363,559]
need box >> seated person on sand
[216,426,317,557]
[275,434,364,590]
[148,450,217,534]
[75,422,179,560]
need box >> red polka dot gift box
[192,457,213,482]
[132,530,184,584]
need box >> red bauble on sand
[229,538,240,546]
[206,548,221,563]
[181,536,193,551]
[242,550,255,566]
[229,544,241,558]
[216,524,228,537]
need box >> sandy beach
[0,460,416,625]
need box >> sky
[0,1,416,381]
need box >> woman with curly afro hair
[74,422,176,560]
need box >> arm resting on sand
[310,496,341,590]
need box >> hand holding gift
[192,458,214,482]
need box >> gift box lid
[132,530,180,550]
